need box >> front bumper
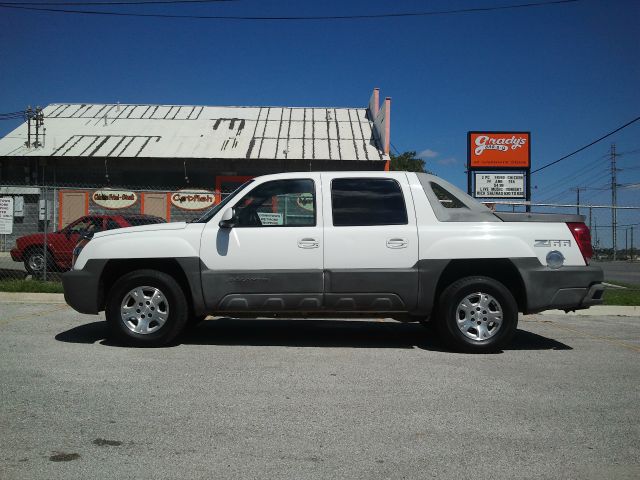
[10,248,22,262]
[513,259,605,313]
[62,260,107,314]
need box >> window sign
[14,196,24,217]
[257,212,284,225]
[0,197,14,234]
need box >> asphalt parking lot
[0,302,638,480]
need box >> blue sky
[0,0,638,244]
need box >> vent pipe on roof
[370,90,391,156]
[368,88,379,120]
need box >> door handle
[386,238,407,249]
[298,238,319,249]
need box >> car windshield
[191,180,254,223]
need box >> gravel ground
[0,303,638,480]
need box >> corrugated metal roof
[0,103,387,161]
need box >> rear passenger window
[430,182,468,209]
[331,178,408,226]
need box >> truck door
[199,175,324,311]
[321,173,419,311]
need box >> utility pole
[626,228,629,257]
[33,106,44,148]
[571,187,583,215]
[588,206,592,231]
[631,227,634,261]
[611,144,618,260]
[25,106,33,148]
[34,106,40,148]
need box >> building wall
[0,155,387,252]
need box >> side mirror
[218,208,237,228]
[79,229,95,240]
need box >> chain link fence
[0,180,637,286]
[483,200,639,261]
[0,181,241,284]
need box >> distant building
[0,89,390,237]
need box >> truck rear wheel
[105,269,188,347]
[436,276,517,353]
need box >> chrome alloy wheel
[120,286,169,334]
[455,292,503,341]
[27,252,45,272]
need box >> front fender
[74,225,204,270]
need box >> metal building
[0,89,390,245]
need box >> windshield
[191,180,254,223]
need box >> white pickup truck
[63,172,604,352]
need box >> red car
[10,214,165,275]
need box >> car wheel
[24,249,52,276]
[105,269,188,347]
[436,276,518,353]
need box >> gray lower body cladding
[63,257,604,317]
[201,268,419,312]
[63,257,205,315]
[62,259,108,314]
[512,258,604,313]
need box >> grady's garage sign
[468,132,530,169]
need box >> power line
[592,222,640,229]
[532,115,640,174]
[536,155,607,194]
[0,0,233,4]
[0,0,581,21]
[0,1,232,4]
[0,110,26,120]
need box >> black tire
[105,269,189,347]
[435,276,518,353]
[24,249,53,276]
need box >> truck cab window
[234,179,315,227]
[331,178,408,226]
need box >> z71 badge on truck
[63,172,604,352]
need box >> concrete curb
[538,306,640,317]
[0,292,639,316]
[0,292,67,304]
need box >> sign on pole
[474,173,525,199]
[468,132,530,169]
[0,197,14,234]
[467,131,532,210]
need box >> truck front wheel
[105,269,189,347]
[436,276,518,353]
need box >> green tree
[390,151,432,173]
